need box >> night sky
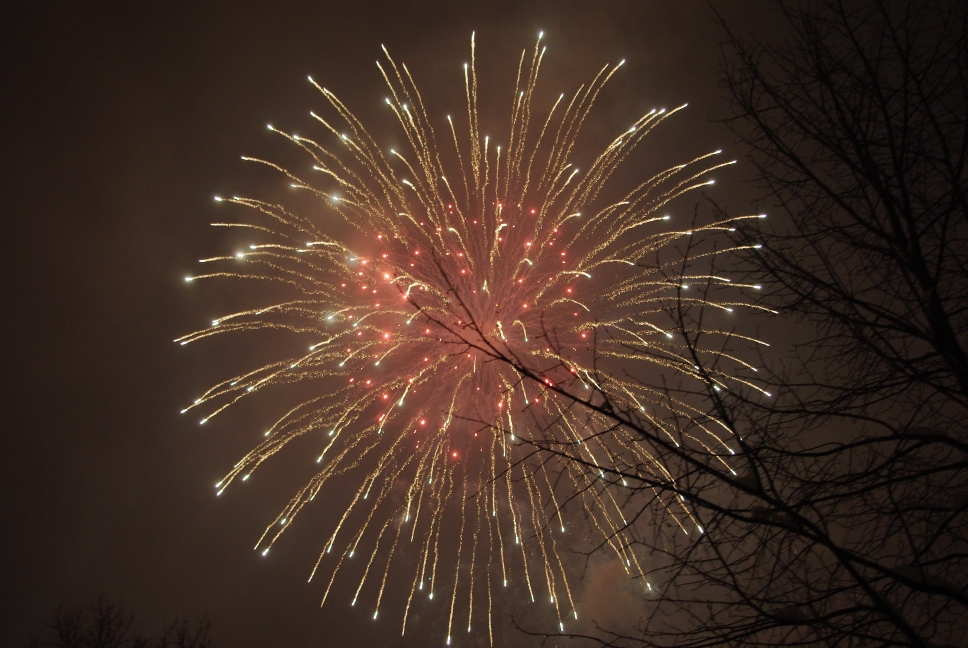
[3,2,781,645]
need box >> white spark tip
[213,196,222,202]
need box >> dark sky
[2,2,781,646]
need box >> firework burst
[179,33,768,643]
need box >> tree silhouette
[427,1,968,645]
[28,598,212,648]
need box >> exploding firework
[179,33,767,643]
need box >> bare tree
[29,598,212,648]
[453,0,968,645]
[434,218,965,646]
[723,0,968,417]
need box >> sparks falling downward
[179,33,768,643]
